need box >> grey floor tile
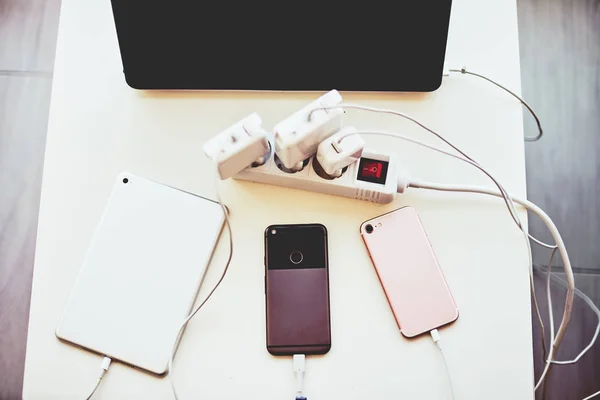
[0,0,61,72]
[517,0,600,270]
[532,270,600,400]
[0,75,52,400]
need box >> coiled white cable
[318,113,577,390]
[406,178,574,390]
[533,263,600,366]
[336,128,558,373]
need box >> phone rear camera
[289,251,304,264]
[365,224,374,234]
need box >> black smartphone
[264,224,331,355]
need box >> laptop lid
[111,0,453,92]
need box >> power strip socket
[234,140,401,204]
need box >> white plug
[203,113,270,179]
[293,354,306,400]
[273,90,344,170]
[316,127,364,178]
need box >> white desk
[23,0,534,398]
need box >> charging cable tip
[85,356,112,400]
[430,329,442,350]
[293,354,306,400]
[101,356,112,372]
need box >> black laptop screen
[111,1,453,91]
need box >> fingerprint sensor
[289,251,304,264]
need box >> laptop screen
[111,1,453,91]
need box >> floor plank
[0,0,61,72]
[518,0,600,270]
[519,1,600,396]
[0,76,52,400]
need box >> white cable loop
[533,264,600,365]
[326,119,574,391]
[322,107,575,389]
[168,169,234,400]
[407,179,575,390]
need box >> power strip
[234,140,402,204]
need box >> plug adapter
[316,127,364,177]
[203,113,270,179]
[273,90,344,170]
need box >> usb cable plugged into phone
[293,354,307,400]
[430,329,455,400]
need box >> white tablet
[55,173,226,375]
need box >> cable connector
[430,329,442,350]
[293,354,307,400]
[442,64,450,77]
[101,356,112,372]
[85,356,112,400]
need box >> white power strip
[234,141,402,204]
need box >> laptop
[110,1,453,92]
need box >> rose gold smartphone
[360,207,458,338]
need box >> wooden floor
[519,1,600,397]
[0,0,598,399]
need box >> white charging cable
[447,67,543,142]
[168,168,234,400]
[310,105,553,251]
[430,329,454,400]
[584,389,600,399]
[84,356,111,400]
[334,128,564,373]
[407,178,575,385]
[166,170,312,400]
[310,106,579,390]
[533,263,600,366]
[371,126,575,387]
[293,354,307,400]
